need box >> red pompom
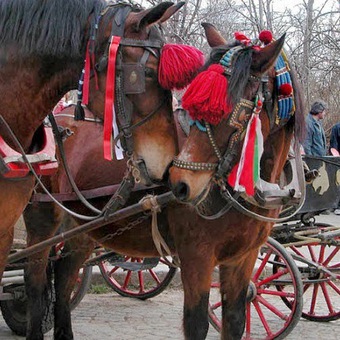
[158,44,205,90]
[279,83,293,96]
[182,64,232,125]
[259,30,273,45]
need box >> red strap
[103,36,121,160]
[82,42,91,105]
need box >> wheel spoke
[252,299,273,337]
[307,244,317,262]
[122,271,132,289]
[256,294,288,320]
[327,279,340,295]
[323,247,339,267]
[320,282,335,314]
[257,268,288,287]
[308,283,319,315]
[257,288,296,299]
[253,250,272,281]
[137,270,145,293]
[244,303,251,338]
[148,269,161,284]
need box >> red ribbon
[82,42,91,105]
[103,36,121,160]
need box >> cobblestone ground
[0,288,339,340]
[0,214,338,339]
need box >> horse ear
[135,2,174,32]
[159,2,185,23]
[202,23,227,47]
[251,34,286,75]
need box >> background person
[302,100,328,156]
[329,122,340,156]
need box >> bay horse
[168,24,306,339]
[0,0,108,282]
[20,2,206,339]
[0,0,193,284]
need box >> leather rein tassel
[103,36,122,161]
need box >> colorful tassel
[234,32,251,45]
[182,64,232,125]
[103,36,123,161]
[158,44,204,90]
[228,102,264,196]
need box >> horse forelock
[0,0,106,59]
[206,42,253,106]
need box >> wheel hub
[246,281,257,302]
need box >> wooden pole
[8,192,175,264]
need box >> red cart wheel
[209,237,303,339]
[98,255,177,300]
[286,224,340,321]
[70,265,92,310]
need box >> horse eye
[145,67,157,80]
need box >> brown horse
[0,0,109,283]
[0,0,191,284]
[168,24,306,339]
[21,2,205,339]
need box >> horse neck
[0,58,82,152]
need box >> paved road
[0,288,339,340]
[1,213,338,339]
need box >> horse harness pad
[0,119,58,178]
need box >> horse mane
[0,0,106,58]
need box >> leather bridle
[93,3,169,165]
[173,45,306,222]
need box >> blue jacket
[303,114,327,156]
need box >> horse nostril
[172,181,190,201]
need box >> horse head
[170,24,305,213]
[84,2,204,186]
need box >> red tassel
[158,44,204,90]
[234,32,251,45]
[182,64,232,125]
[82,42,91,105]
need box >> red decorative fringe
[234,32,251,45]
[158,44,204,90]
[227,115,257,196]
[182,64,232,125]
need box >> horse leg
[0,177,35,280]
[219,250,259,340]
[53,227,95,340]
[23,201,63,340]
[179,252,216,340]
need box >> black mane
[207,42,254,106]
[0,0,106,58]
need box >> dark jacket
[303,114,327,156]
[330,122,340,153]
